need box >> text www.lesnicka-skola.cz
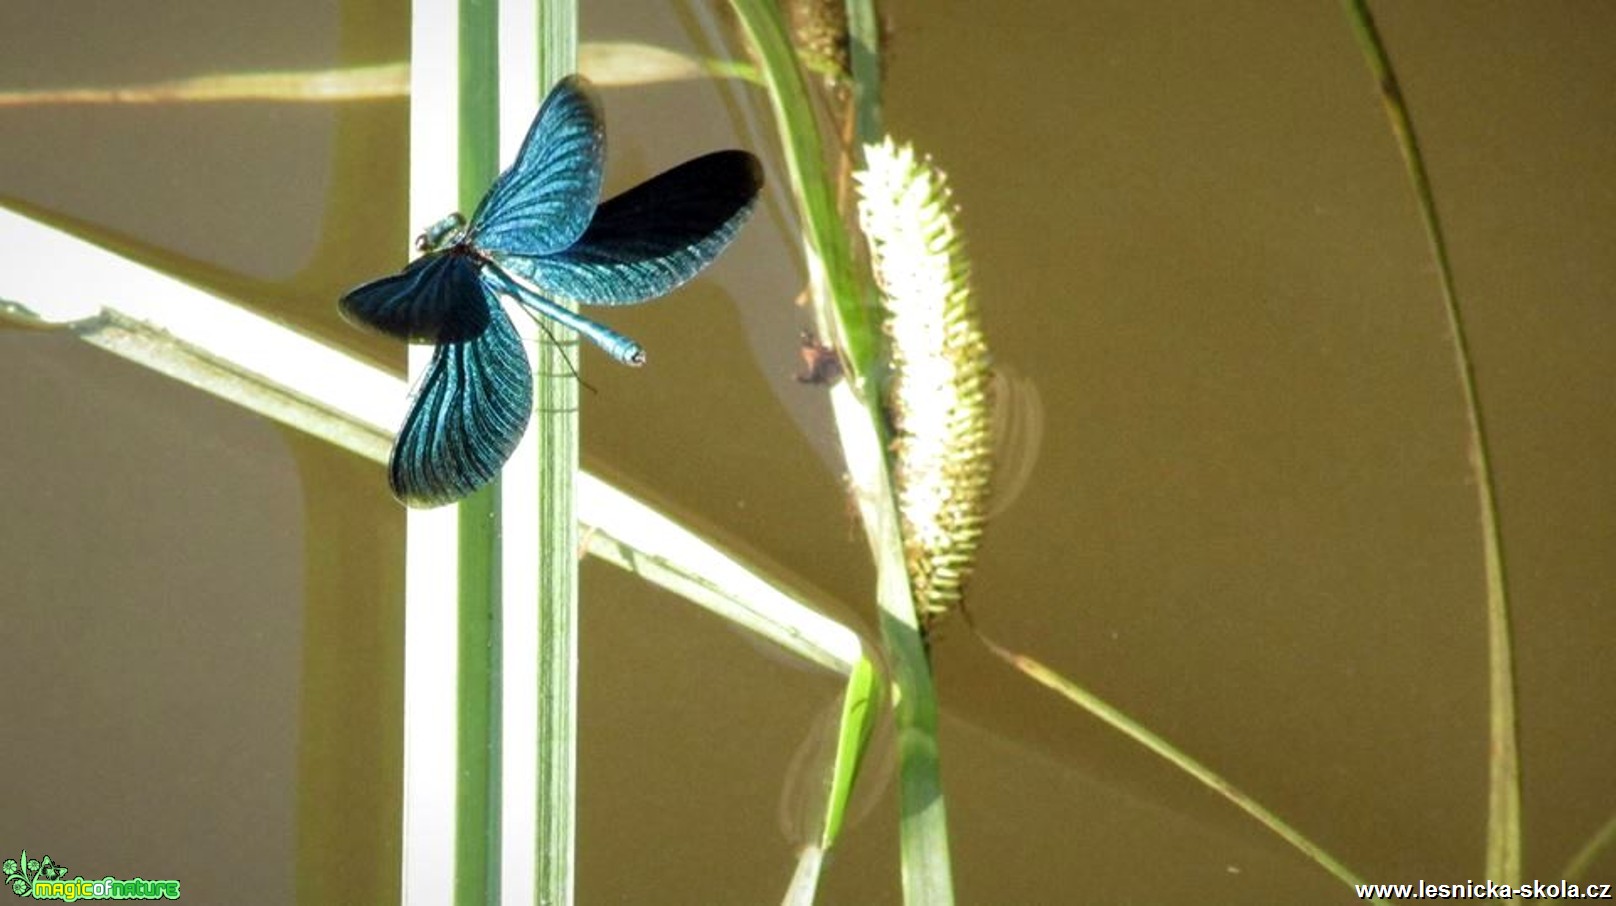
[1355,880,1611,899]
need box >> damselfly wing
[340,75,763,506]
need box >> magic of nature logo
[4,851,180,901]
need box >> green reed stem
[727,3,955,901]
[845,0,883,144]
[1561,810,1616,883]
[725,0,873,383]
[968,625,1384,904]
[453,1,503,902]
[532,8,580,905]
[1340,0,1521,883]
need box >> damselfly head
[415,212,468,253]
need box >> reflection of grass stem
[1341,0,1521,883]
[0,64,411,105]
[0,45,756,108]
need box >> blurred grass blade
[0,44,754,108]
[1340,0,1521,883]
[0,63,409,105]
[968,627,1385,904]
[1561,811,1616,883]
[581,41,761,86]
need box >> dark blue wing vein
[388,299,533,507]
[506,150,763,306]
[466,75,605,258]
[339,251,490,343]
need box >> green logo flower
[3,852,67,897]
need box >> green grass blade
[726,0,875,383]
[1340,0,1521,883]
[780,657,879,905]
[831,389,956,905]
[456,486,502,904]
[530,7,580,903]
[844,0,883,145]
[845,4,961,896]
[578,477,865,675]
[402,1,473,900]
[819,656,881,850]
[728,2,956,900]
[452,3,504,902]
[0,267,395,464]
[969,628,1385,904]
[1561,811,1616,883]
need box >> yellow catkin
[854,138,993,635]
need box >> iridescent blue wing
[507,150,763,305]
[339,251,490,344]
[466,75,605,257]
[388,298,533,507]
